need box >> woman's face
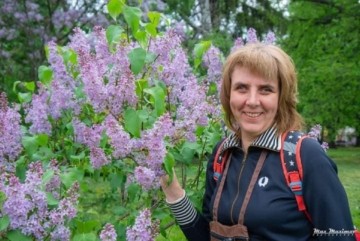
[230,65,279,141]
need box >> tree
[0,0,108,101]
[281,0,360,141]
[158,0,288,40]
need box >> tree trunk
[199,0,212,35]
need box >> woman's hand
[160,170,185,203]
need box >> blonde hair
[220,43,304,135]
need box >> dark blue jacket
[170,128,356,241]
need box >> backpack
[213,131,360,240]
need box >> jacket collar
[221,127,282,153]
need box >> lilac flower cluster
[99,223,117,241]
[0,161,79,240]
[231,28,276,53]
[308,124,329,151]
[148,30,213,141]
[0,0,108,60]
[126,208,159,241]
[73,118,109,169]
[68,27,137,116]
[104,115,132,159]
[0,93,22,165]
[24,85,52,135]
[202,45,223,83]
[47,42,77,119]
[132,113,174,189]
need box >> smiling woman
[161,42,357,241]
[229,66,279,151]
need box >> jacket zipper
[230,151,247,224]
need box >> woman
[161,43,356,241]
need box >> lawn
[328,147,360,228]
[157,147,360,240]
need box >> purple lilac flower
[126,209,159,241]
[134,166,157,190]
[100,223,117,241]
[264,31,276,44]
[108,40,137,116]
[45,160,62,200]
[0,161,79,240]
[69,28,108,113]
[134,113,174,171]
[104,114,132,159]
[0,93,23,164]
[1,162,50,239]
[25,85,52,135]
[47,41,76,119]
[308,124,322,139]
[72,119,104,147]
[148,30,213,141]
[307,124,329,152]
[90,147,110,169]
[202,45,223,83]
[247,28,258,43]
[50,225,71,241]
[231,37,244,52]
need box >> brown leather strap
[212,152,232,222]
[238,150,268,224]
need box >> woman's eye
[260,87,273,94]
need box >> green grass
[328,147,360,228]
[157,147,360,240]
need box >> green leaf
[0,215,10,231]
[109,173,124,190]
[106,25,123,45]
[46,192,59,206]
[145,52,157,64]
[23,82,35,92]
[37,134,49,146]
[38,65,53,85]
[123,6,142,34]
[148,11,161,26]
[15,157,27,182]
[17,92,32,103]
[42,170,54,186]
[145,23,157,36]
[107,0,125,20]
[128,47,147,75]
[193,40,212,68]
[144,85,166,116]
[145,12,161,37]
[22,135,38,156]
[163,152,175,175]
[124,108,141,138]
[75,220,101,234]
[135,78,149,97]
[72,233,97,241]
[62,48,78,65]
[7,230,32,241]
[60,168,84,188]
[127,183,140,201]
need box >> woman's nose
[246,90,260,107]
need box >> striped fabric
[168,195,198,226]
[222,126,281,153]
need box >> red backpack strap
[280,131,312,221]
[355,229,360,241]
[213,138,229,181]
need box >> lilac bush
[0,161,79,240]
[0,93,22,166]
[126,209,159,241]
[1,2,332,240]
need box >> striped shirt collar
[221,127,282,153]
